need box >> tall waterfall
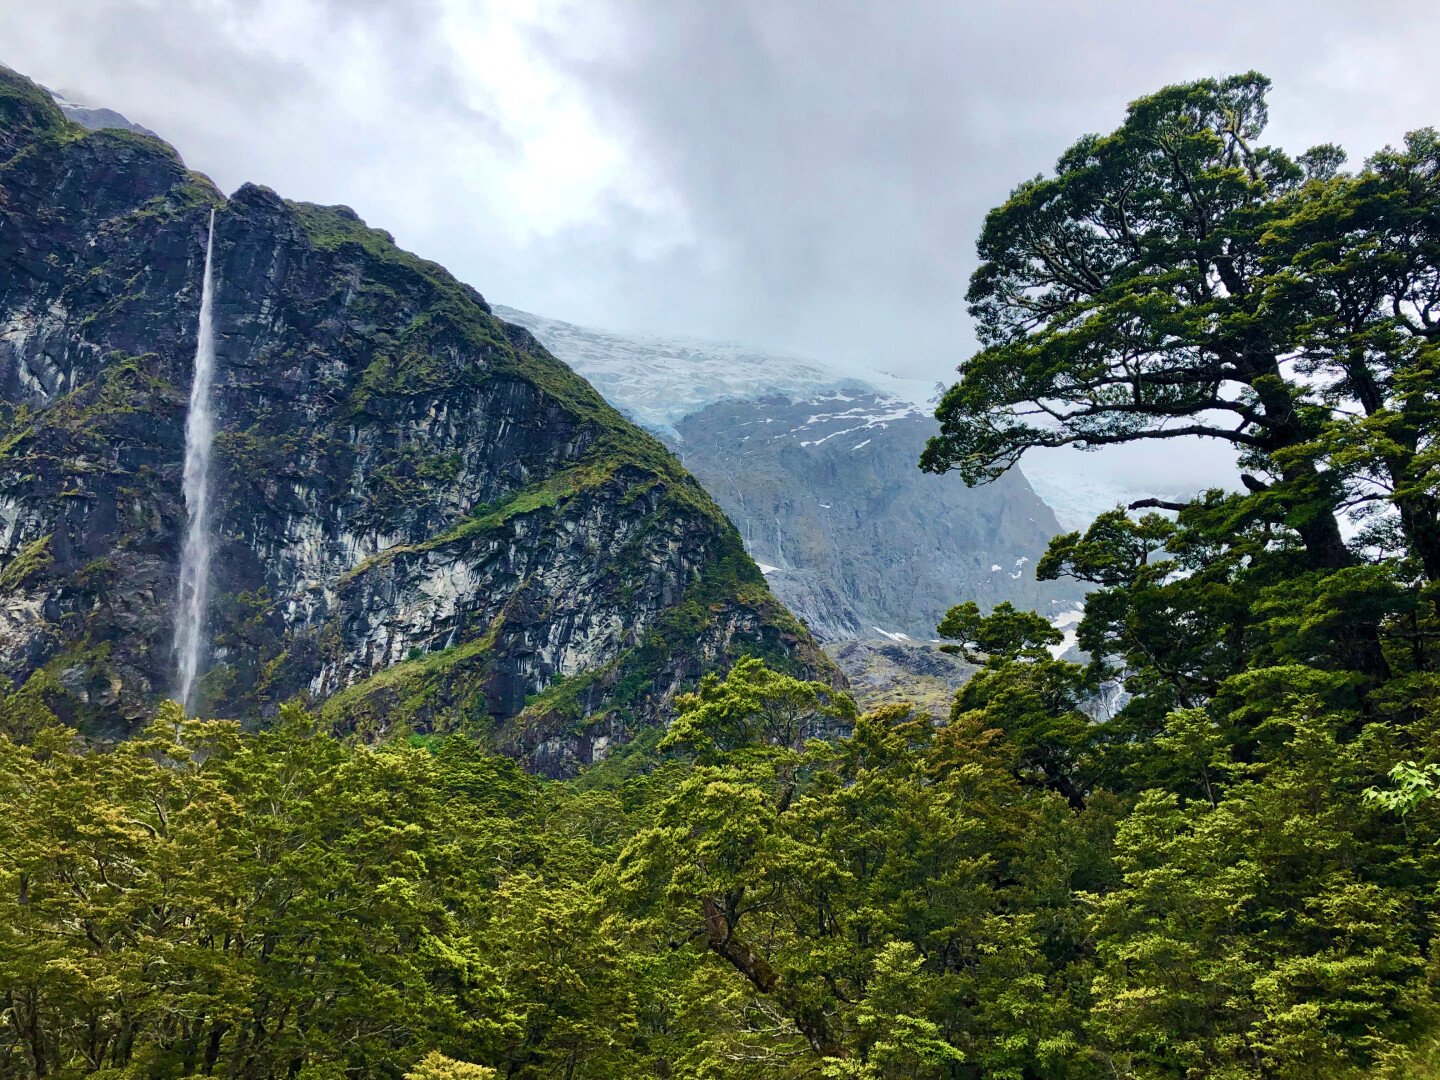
[173,210,218,713]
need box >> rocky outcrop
[825,638,976,717]
[0,68,831,770]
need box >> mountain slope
[496,306,1081,641]
[45,84,159,138]
[0,67,830,773]
[675,392,1077,639]
[489,306,883,441]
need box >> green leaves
[1089,706,1435,1077]
[916,70,1440,1067]
[3,637,1439,1078]
[1366,761,1440,820]
[0,699,628,1077]
[936,601,1062,663]
[927,70,1440,601]
[660,655,857,759]
[405,1052,497,1079]
[611,666,1108,1077]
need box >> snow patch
[493,304,935,439]
[871,627,912,642]
[1048,607,1085,659]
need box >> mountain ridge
[0,66,832,773]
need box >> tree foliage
[923,71,1440,598]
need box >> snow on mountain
[493,304,937,440]
[40,84,159,139]
[1048,607,1085,660]
[496,305,1239,533]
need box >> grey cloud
[530,0,1440,375]
[2,0,1437,390]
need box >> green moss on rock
[0,535,51,591]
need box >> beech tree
[922,72,1440,586]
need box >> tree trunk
[699,895,844,1060]
[1248,365,1391,683]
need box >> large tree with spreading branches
[922,72,1440,584]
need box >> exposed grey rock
[675,392,1082,641]
[497,306,1084,645]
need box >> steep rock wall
[0,69,831,771]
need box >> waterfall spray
[173,210,218,714]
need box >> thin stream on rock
[173,209,217,713]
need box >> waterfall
[173,210,218,714]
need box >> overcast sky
[3,0,1439,386]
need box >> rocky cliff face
[826,638,977,717]
[497,306,1082,642]
[0,68,830,772]
[674,392,1079,640]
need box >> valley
[0,31,1437,1079]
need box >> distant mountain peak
[40,81,160,138]
[499,303,1082,643]
[492,304,935,440]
